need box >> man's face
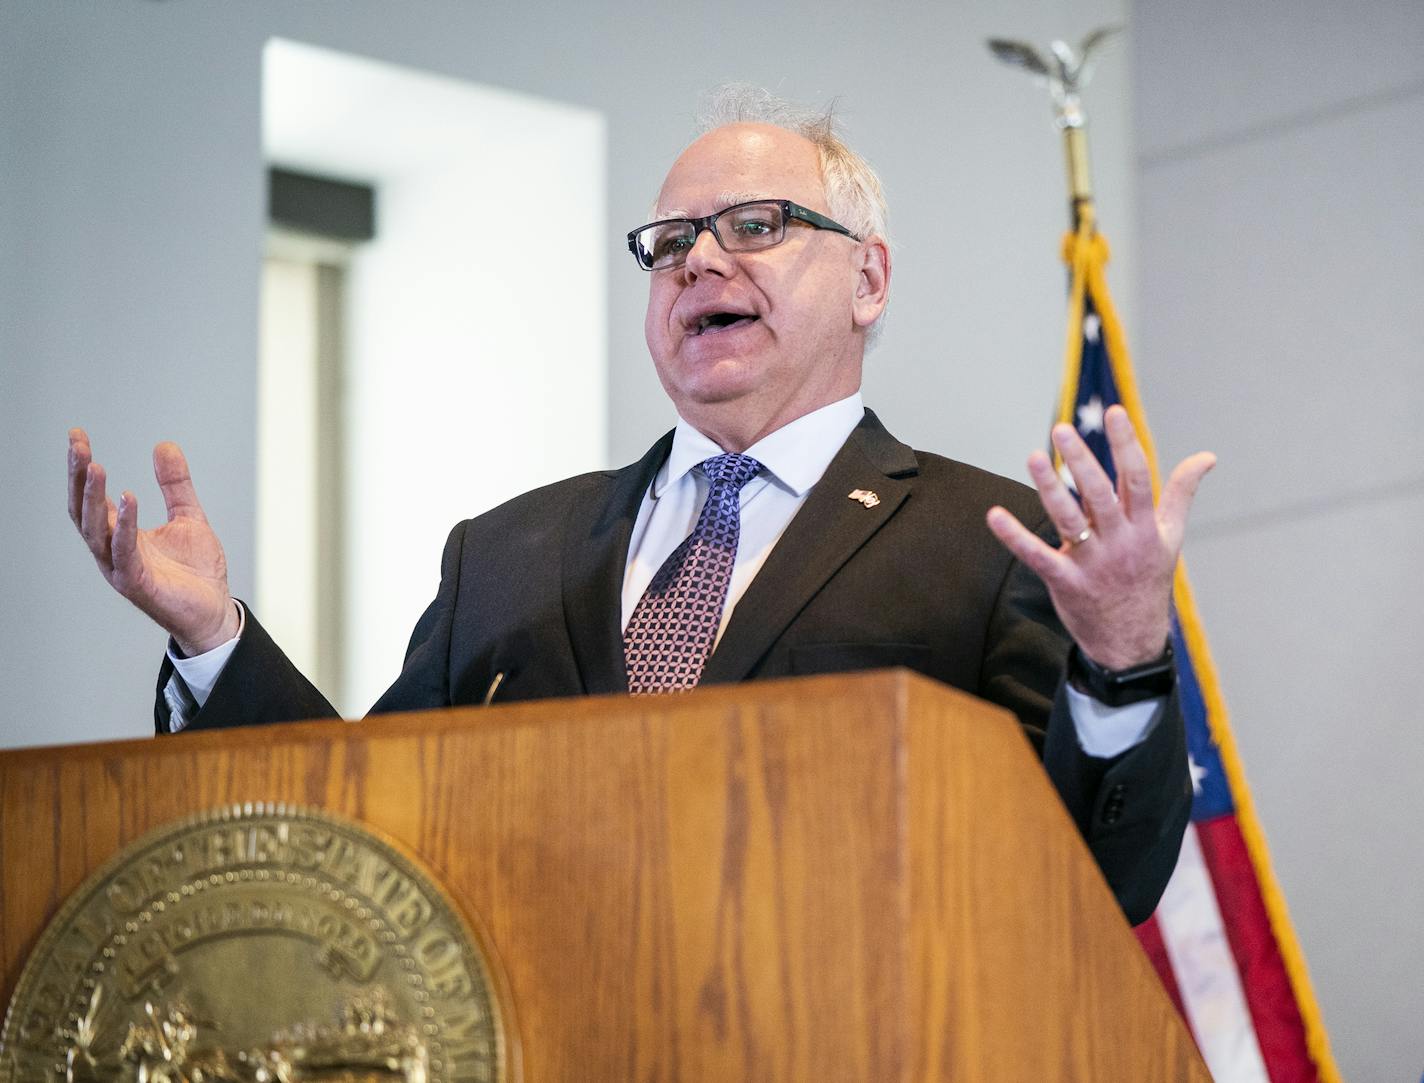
[643,124,887,449]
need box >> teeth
[694,313,750,334]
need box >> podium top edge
[0,669,1015,766]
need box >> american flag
[1057,227,1340,1083]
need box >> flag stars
[1189,753,1208,795]
[1077,394,1106,435]
[1084,313,1102,343]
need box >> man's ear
[851,237,891,329]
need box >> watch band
[1068,641,1176,707]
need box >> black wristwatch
[1068,641,1176,707]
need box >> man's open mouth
[692,313,759,336]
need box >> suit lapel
[699,410,920,685]
[561,431,673,695]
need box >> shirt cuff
[1064,683,1164,758]
[167,601,246,709]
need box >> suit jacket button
[1102,785,1127,825]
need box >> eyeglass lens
[635,202,787,269]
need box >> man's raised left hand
[986,404,1216,671]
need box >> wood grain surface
[0,670,1208,1081]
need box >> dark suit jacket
[159,410,1190,923]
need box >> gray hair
[692,84,891,346]
[694,84,890,250]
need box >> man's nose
[683,226,735,279]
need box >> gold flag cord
[1058,217,1343,1082]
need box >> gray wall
[1132,1,1424,1079]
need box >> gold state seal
[0,804,509,1083]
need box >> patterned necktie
[623,453,764,693]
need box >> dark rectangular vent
[268,167,376,242]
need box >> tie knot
[701,453,763,492]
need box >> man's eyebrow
[717,191,768,209]
[651,192,770,220]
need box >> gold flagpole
[987,28,1166,475]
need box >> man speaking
[66,89,1214,923]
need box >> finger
[987,505,1072,585]
[110,490,142,591]
[1052,423,1121,529]
[68,428,93,528]
[153,441,208,524]
[1157,451,1217,550]
[1104,406,1154,523]
[80,462,116,571]
[1026,449,1092,541]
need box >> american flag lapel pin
[848,489,881,509]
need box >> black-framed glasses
[626,199,861,271]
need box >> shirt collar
[654,393,865,499]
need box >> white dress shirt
[621,394,867,645]
[173,392,1160,754]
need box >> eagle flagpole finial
[986,26,1121,227]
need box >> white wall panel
[1135,0,1424,159]
[1136,95,1424,531]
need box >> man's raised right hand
[68,428,239,656]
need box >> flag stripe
[1172,571,1342,1081]
[1133,915,1187,1019]
[1196,815,1320,1082]
[1157,821,1271,1082]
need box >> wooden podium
[0,670,1207,1081]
